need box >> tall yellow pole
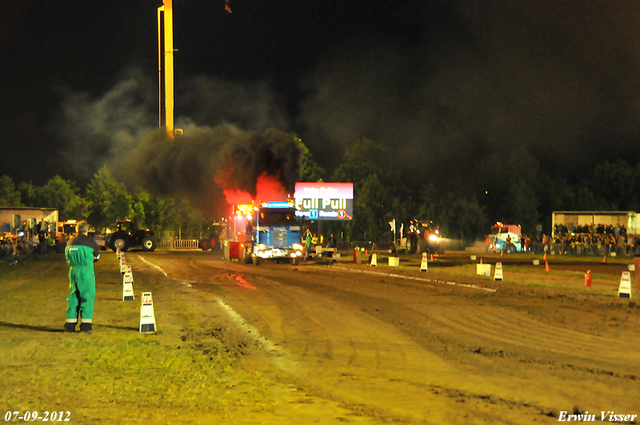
[157,6,163,129]
[158,0,175,138]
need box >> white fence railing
[159,239,200,250]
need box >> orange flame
[255,173,289,202]
[219,171,290,207]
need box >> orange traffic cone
[430,254,434,261]
[543,252,547,261]
[545,261,550,272]
[480,258,483,264]
[603,255,607,263]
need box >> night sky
[2,0,640,191]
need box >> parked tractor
[199,221,226,251]
[108,220,159,252]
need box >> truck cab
[489,222,522,253]
[253,202,304,264]
[54,219,79,253]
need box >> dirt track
[131,250,640,424]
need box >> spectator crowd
[1,227,53,261]
[521,223,640,257]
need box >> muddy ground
[127,250,640,424]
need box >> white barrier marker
[120,256,127,274]
[123,267,135,301]
[494,262,503,281]
[420,252,428,272]
[618,271,632,299]
[370,253,377,267]
[139,292,157,333]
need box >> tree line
[0,167,204,237]
[328,138,640,245]
[2,137,639,245]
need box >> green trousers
[66,266,96,323]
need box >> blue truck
[252,201,304,264]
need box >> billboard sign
[294,182,354,221]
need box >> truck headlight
[293,243,303,251]
[428,235,440,241]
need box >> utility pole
[157,0,174,138]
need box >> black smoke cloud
[57,68,157,180]
[58,67,302,214]
[216,128,303,195]
[56,0,640,209]
[297,0,640,187]
[111,125,302,213]
[178,76,290,132]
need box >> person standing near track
[305,228,312,259]
[64,221,100,334]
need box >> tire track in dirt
[132,255,402,424]
[132,254,640,422]
[187,259,577,423]
[211,270,336,362]
[251,262,640,417]
[209,268,394,372]
[423,304,640,365]
[184,261,436,422]
[185,259,491,423]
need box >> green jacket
[66,233,100,268]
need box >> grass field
[0,253,279,425]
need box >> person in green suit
[64,221,100,334]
